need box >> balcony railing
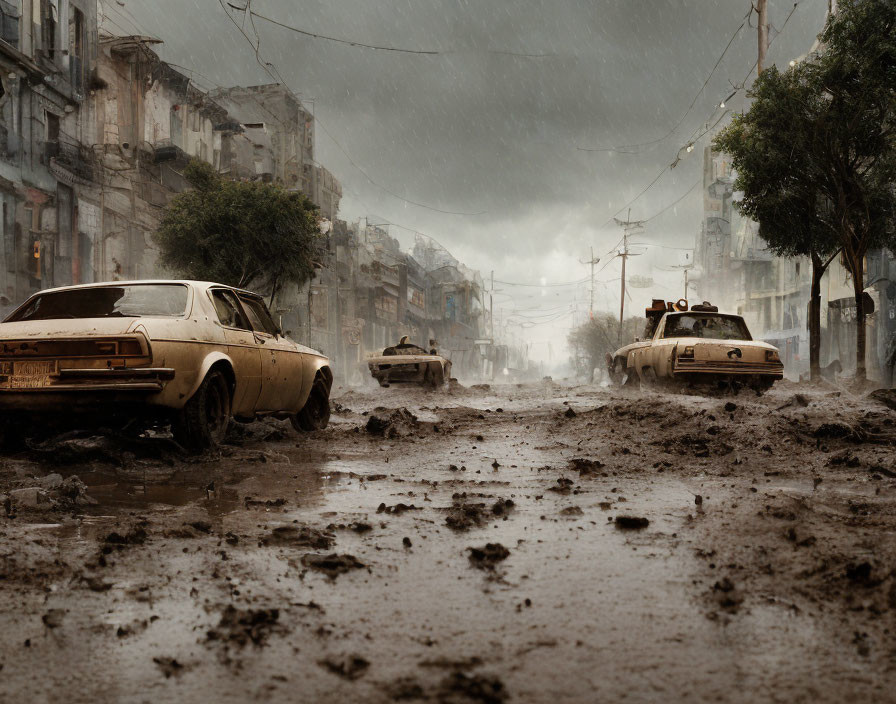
[45,140,94,181]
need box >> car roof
[25,280,265,299]
[664,311,743,317]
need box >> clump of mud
[318,654,370,680]
[3,473,96,513]
[614,515,649,530]
[468,543,510,570]
[445,496,514,531]
[262,524,334,550]
[438,672,508,703]
[365,408,420,438]
[376,502,420,515]
[104,524,149,547]
[301,553,365,578]
[569,458,605,476]
[206,605,283,647]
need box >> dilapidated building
[0,0,98,314]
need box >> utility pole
[579,248,601,317]
[757,0,768,75]
[490,270,494,341]
[613,209,644,342]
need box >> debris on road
[468,543,510,570]
[614,515,650,530]
[300,553,365,578]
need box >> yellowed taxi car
[0,281,332,448]
[607,300,783,392]
[367,338,452,387]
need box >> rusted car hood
[0,318,142,338]
[367,354,446,365]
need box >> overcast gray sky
[108,0,828,363]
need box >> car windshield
[383,344,428,356]
[662,314,751,341]
[5,284,189,322]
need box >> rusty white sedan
[608,302,784,393]
[0,280,332,448]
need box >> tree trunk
[852,262,866,381]
[809,253,824,382]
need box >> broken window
[211,289,251,330]
[238,294,279,335]
[0,0,19,48]
[45,111,59,153]
[40,0,57,61]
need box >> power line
[644,178,702,222]
[578,6,752,154]
[228,2,439,54]
[229,3,555,58]
[595,0,805,228]
[217,0,486,218]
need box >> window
[6,284,189,322]
[0,0,19,48]
[46,111,59,143]
[69,7,84,91]
[211,289,250,330]
[238,294,279,335]
[663,314,751,341]
[40,0,57,61]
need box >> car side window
[211,290,251,330]
[238,295,279,336]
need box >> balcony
[45,140,94,183]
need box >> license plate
[0,360,57,388]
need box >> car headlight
[766,350,780,363]
[678,346,695,359]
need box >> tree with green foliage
[715,0,896,381]
[713,64,841,381]
[154,160,323,303]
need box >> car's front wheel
[173,370,232,450]
[292,378,331,432]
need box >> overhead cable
[228,3,554,58]
[577,6,752,154]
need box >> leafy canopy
[714,0,896,264]
[712,64,841,262]
[154,160,323,298]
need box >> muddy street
[0,380,893,703]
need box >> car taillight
[679,346,695,358]
[766,350,780,363]
[118,339,145,356]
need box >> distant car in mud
[367,337,452,388]
[607,299,784,392]
[0,280,332,449]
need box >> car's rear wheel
[292,378,331,432]
[425,362,445,388]
[173,370,231,450]
[608,355,628,387]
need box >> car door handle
[254,334,266,344]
